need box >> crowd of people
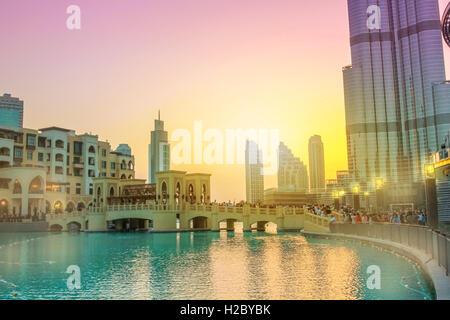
[306,204,428,226]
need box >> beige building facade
[0,126,135,217]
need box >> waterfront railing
[330,223,450,277]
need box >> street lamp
[375,178,384,211]
[352,185,360,210]
[333,191,340,210]
[424,164,438,230]
[364,191,370,212]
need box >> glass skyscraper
[0,94,23,129]
[308,135,325,191]
[343,0,450,205]
[245,140,264,204]
[148,112,170,184]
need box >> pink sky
[1,0,449,201]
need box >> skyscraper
[308,135,325,191]
[0,94,23,129]
[278,142,309,192]
[343,0,450,205]
[245,140,264,204]
[148,111,170,184]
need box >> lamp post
[339,190,345,207]
[424,164,438,230]
[352,185,360,211]
[333,191,340,210]
[364,191,370,212]
[375,178,384,212]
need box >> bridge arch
[50,224,63,232]
[250,220,278,233]
[218,218,243,232]
[67,221,82,232]
[189,215,210,229]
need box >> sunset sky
[1,0,449,201]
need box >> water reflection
[0,232,435,300]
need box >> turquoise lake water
[0,231,435,300]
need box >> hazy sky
[1,0,449,201]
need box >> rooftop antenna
[158,110,160,121]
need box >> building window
[74,168,82,177]
[38,153,44,162]
[73,156,81,164]
[89,183,93,195]
[74,141,83,155]
[88,157,95,166]
[66,186,70,194]
[13,147,23,159]
[26,151,33,160]
[66,156,70,165]
[55,166,63,175]
[101,161,106,169]
[46,153,50,162]
[102,149,106,157]
[38,137,46,148]
[76,183,81,195]
[111,162,116,170]
[111,173,115,177]
[26,134,36,148]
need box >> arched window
[128,174,133,179]
[188,184,194,204]
[54,201,63,214]
[66,202,75,213]
[96,187,102,206]
[128,161,133,170]
[161,181,167,204]
[55,153,64,162]
[0,147,10,156]
[77,202,85,212]
[29,176,43,194]
[110,187,115,197]
[88,146,96,153]
[120,174,126,179]
[176,182,181,205]
[201,184,206,204]
[13,180,22,194]
[55,140,64,148]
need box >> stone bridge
[47,204,307,232]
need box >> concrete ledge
[301,230,450,300]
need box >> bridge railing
[305,213,332,227]
[94,203,307,217]
[46,210,88,221]
[330,223,450,277]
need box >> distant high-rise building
[278,142,309,192]
[308,135,325,191]
[245,140,264,204]
[343,0,450,205]
[148,111,170,184]
[0,94,23,129]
